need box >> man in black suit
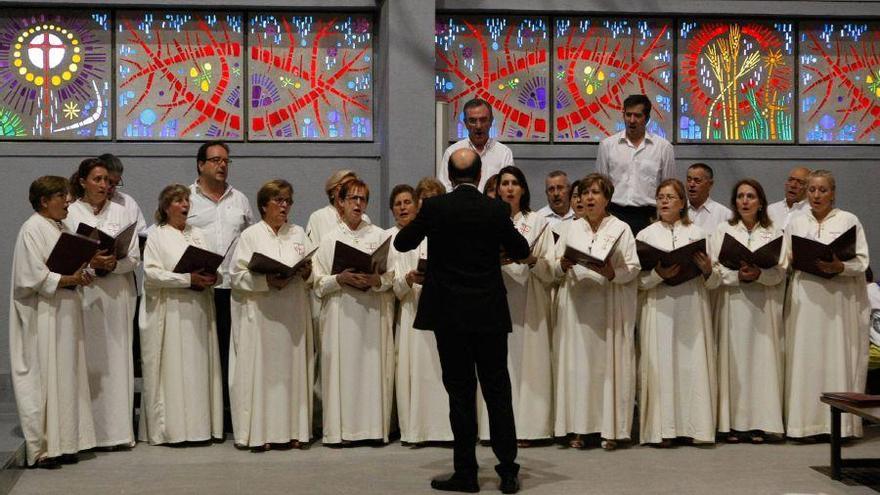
[394,149,529,494]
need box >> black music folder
[717,234,783,271]
[247,247,317,279]
[331,236,391,275]
[636,238,707,286]
[791,226,856,279]
[46,232,101,276]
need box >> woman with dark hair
[477,165,554,445]
[11,176,96,468]
[636,178,718,446]
[393,177,453,444]
[785,170,870,440]
[64,158,140,450]
[551,173,640,451]
[483,173,499,199]
[139,184,223,445]
[229,179,314,451]
[711,179,785,443]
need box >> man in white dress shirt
[767,166,810,231]
[686,163,731,233]
[187,141,254,434]
[596,94,675,234]
[438,98,514,192]
[536,171,574,228]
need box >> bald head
[448,149,482,186]
[785,166,811,206]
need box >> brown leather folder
[172,244,228,275]
[636,238,707,286]
[791,226,856,279]
[247,247,317,279]
[717,234,783,271]
[76,221,138,260]
[331,236,391,275]
[46,232,101,276]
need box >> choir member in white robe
[312,179,395,444]
[10,176,97,468]
[306,170,372,245]
[391,179,454,444]
[711,179,786,443]
[229,180,315,450]
[139,184,223,444]
[637,179,718,446]
[63,159,140,449]
[548,180,586,330]
[477,166,554,444]
[784,170,870,439]
[551,174,640,450]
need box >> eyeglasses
[204,156,232,165]
[109,178,124,188]
[270,197,293,206]
[346,195,367,204]
[656,194,680,201]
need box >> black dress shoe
[499,474,520,494]
[430,474,480,493]
[32,457,61,469]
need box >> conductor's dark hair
[462,98,493,121]
[623,94,652,122]
[29,175,69,212]
[196,141,229,174]
[496,165,531,214]
[448,153,482,185]
[70,157,109,199]
[728,178,772,229]
[98,153,124,175]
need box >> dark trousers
[213,288,233,433]
[609,203,655,236]
[434,331,519,479]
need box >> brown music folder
[46,232,101,276]
[247,247,317,279]
[717,234,783,271]
[791,226,856,279]
[822,392,880,407]
[76,221,138,260]
[562,229,624,267]
[636,238,707,286]
[331,236,391,275]
[172,242,230,275]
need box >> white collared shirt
[438,138,514,192]
[767,199,808,231]
[536,205,574,227]
[187,181,253,289]
[595,130,675,207]
[688,197,732,234]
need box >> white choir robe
[392,236,453,443]
[637,220,718,443]
[710,221,786,435]
[478,211,554,440]
[784,209,870,438]
[138,224,223,444]
[313,221,395,443]
[550,216,640,440]
[63,199,139,447]
[10,213,96,465]
[229,221,315,447]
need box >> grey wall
[0,0,878,384]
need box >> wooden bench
[820,395,880,480]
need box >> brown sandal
[568,435,585,449]
[601,439,617,451]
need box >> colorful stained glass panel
[0,10,111,139]
[116,11,244,140]
[553,17,672,142]
[677,20,795,143]
[435,15,550,142]
[799,21,880,143]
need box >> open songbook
[247,247,317,279]
[791,226,856,279]
[636,238,707,286]
[172,242,233,275]
[562,229,624,267]
[46,232,101,276]
[717,234,783,271]
[331,236,391,275]
[822,392,880,406]
[76,221,138,276]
